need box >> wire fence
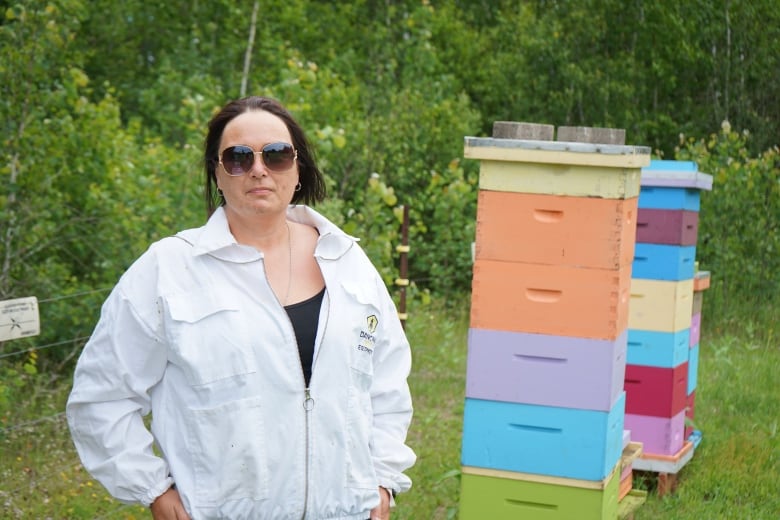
[0,285,129,518]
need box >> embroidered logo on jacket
[367,315,378,334]
[357,315,379,354]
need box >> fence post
[396,204,410,329]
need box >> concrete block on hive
[493,121,555,140]
[557,125,626,145]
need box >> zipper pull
[303,388,315,411]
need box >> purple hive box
[466,328,627,412]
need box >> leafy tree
[0,0,201,372]
[677,122,779,302]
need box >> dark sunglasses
[218,142,297,175]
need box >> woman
[67,96,416,520]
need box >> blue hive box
[627,328,690,368]
[632,243,696,281]
[461,393,625,481]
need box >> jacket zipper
[300,283,329,520]
[301,387,314,520]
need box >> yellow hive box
[464,137,650,199]
[629,279,694,333]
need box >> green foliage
[1,0,779,369]
[0,0,202,370]
[409,158,478,297]
[677,122,780,302]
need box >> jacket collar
[176,205,357,263]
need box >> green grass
[1,295,777,518]
[399,294,780,519]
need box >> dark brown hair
[204,96,327,214]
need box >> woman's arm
[367,276,417,498]
[66,273,173,506]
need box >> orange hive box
[471,259,632,340]
[475,190,639,270]
[693,270,711,292]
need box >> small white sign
[0,296,40,341]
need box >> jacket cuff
[141,476,175,507]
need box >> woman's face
[216,109,299,219]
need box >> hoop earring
[295,182,302,192]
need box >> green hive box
[459,466,619,520]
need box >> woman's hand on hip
[150,487,191,520]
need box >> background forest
[3,0,779,371]
[1,0,779,517]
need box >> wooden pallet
[632,438,697,496]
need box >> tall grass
[1,294,777,518]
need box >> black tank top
[284,287,325,387]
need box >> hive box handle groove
[509,423,563,434]
[505,499,558,510]
[513,354,567,364]
[525,288,562,302]
[533,209,564,223]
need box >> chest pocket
[164,289,256,386]
[340,280,382,388]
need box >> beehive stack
[459,123,650,519]
[625,160,712,483]
[686,269,710,443]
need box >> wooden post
[396,205,410,329]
